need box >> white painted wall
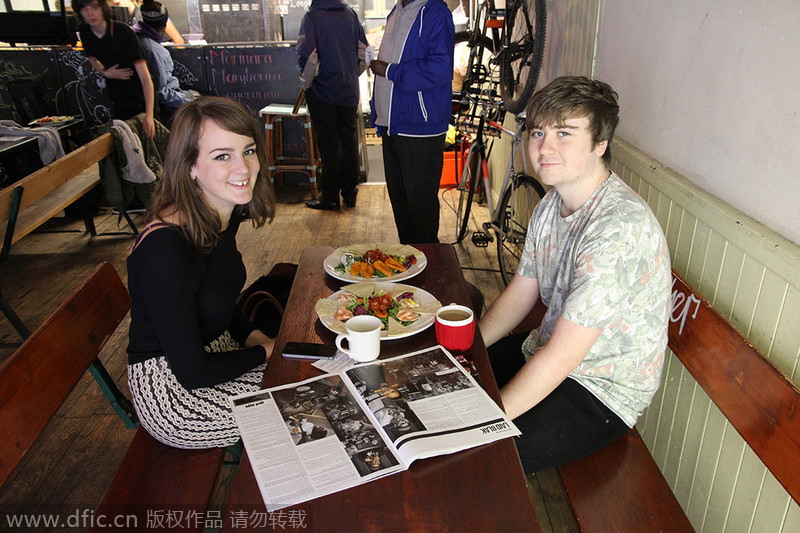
[596,0,800,245]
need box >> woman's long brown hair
[147,96,275,252]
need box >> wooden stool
[259,104,319,197]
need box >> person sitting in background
[112,0,186,43]
[479,76,672,472]
[126,97,276,449]
[73,0,155,138]
[134,0,194,125]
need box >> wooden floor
[0,182,575,532]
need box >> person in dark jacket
[370,0,454,243]
[297,0,368,210]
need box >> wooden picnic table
[223,244,540,532]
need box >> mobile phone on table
[282,342,338,360]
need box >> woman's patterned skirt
[128,331,266,449]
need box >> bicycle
[500,0,547,114]
[449,111,545,285]
[452,109,494,244]
[455,0,547,116]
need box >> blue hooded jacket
[296,0,367,107]
[370,0,454,136]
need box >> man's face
[79,2,104,27]
[528,115,607,189]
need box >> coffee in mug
[435,304,475,351]
[335,315,383,362]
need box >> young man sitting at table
[479,76,671,472]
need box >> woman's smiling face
[191,118,259,218]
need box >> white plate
[316,282,440,341]
[28,116,75,125]
[323,244,427,283]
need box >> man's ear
[595,139,608,157]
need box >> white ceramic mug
[335,315,383,362]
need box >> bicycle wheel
[455,145,484,243]
[496,174,546,285]
[500,0,547,115]
[455,30,497,117]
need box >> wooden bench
[0,132,112,257]
[0,133,137,339]
[555,272,800,531]
[509,299,692,530]
[0,263,227,533]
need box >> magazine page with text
[231,373,405,512]
[344,346,520,464]
[231,346,519,511]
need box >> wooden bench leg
[89,358,139,429]
[121,210,139,235]
[0,287,31,339]
[1,186,24,261]
[78,194,97,236]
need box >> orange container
[440,148,467,188]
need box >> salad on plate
[315,282,441,339]
[324,244,427,283]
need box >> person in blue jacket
[370,0,454,244]
[134,0,194,126]
[297,0,368,210]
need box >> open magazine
[230,345,520,511]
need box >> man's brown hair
[71,0,112,23]
[526,76,620,163]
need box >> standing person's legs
[382,134,444,244]
[305,90,342,207]
[336,104,360,207]
[488,334,629,473]
[382,133,414,243]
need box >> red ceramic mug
[435,304,475,351]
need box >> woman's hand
[246,329,274,361]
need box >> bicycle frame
[483,115,529,221]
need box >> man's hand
[142,114,155,139]
[370,60,389,77]
[103,64,133,80]
[479,273,540,348]
[500,317,602,420]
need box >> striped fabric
[128,331,266,449]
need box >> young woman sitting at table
[126,96,276,449]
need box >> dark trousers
[489,333,629,473]
[305,90,359,204]
[381,133,445,244]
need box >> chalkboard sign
[204,44,300,115]
[54,48,113,128]
[0,49,61,122]
[168,46,209,94]
[200,0,267,43]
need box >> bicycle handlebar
[487,120,515,137]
